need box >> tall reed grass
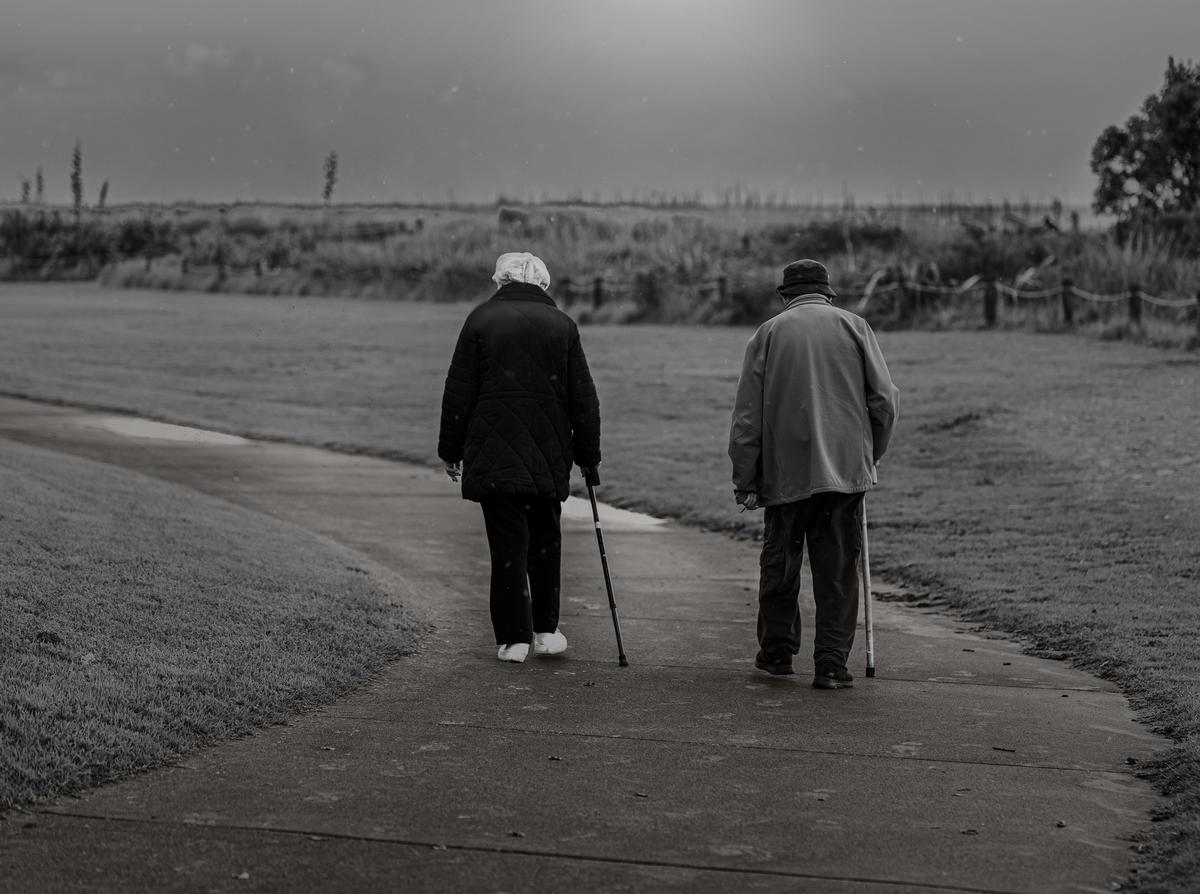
[3,200,1197,341]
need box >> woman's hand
[444,462,462,482]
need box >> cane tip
[866,667,876,677]
[618,656,629,668]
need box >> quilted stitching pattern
[438,284,600,502]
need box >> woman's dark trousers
[757,491,864,673]
[480,495,562,646]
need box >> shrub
[176,217,211,237]
[1114,212,1200,258]
[631,219,671,242]
[0,209,114,275]
[264,240,292,270]
[933,225,1056,282]
[760,220,906,260]
[224,215,273,239]
[114,217,175,258]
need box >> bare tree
[35,167,44,204]
[70,140,83,218]
[323,151,338,205]
[20,177,31,205]
[98,180,109,210]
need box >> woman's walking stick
[585,471,629,668]
[861,499,876,677]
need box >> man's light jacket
[729,295,899,506]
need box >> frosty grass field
[2,281,1199,889]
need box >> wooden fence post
[1128,284,1142,328]
[217,207,228,284]
[983,276,998,327]
[592,276,604,309]
[896,268,911,323]
[636,271,660,316]
[1060,278,1074,327]
[213,242,227,284]
[559,276,572,303]
[717,275,728,304]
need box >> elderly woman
[438,252,602,662]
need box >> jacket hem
[759,481,872,506]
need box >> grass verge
[0,436,415,810]
[0,282,1198,890]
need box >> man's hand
[735,490,760,512]
[582,465,601,487]
[444,461,462,483]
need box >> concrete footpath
[0,396,1162,893]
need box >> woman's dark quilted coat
[438,282,601,502]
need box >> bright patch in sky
[0,0,1196,204]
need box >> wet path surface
[0,396,1162,893]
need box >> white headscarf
[492,252,551,290]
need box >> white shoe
[533,629,568,657]
[497,643,529,663]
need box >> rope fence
[1137,292,1198,309]
[5,243,1197,337]
[179,258,264,279]
[552,268,1200,337]
[1065,285,1126,304]
[865,276,1199,332]
[997,284,1059,300]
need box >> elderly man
[438,252,602,663]
[729,259,898,689]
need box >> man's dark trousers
[479,495,562,646]
[757,491,864,672]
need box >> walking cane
[861,499,876,678]
[585,469,629,668]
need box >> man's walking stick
[585,471,629,668]
[861,499,876,677]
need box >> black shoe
[755,651,795,676]
[812,667,854,690]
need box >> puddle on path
[82,412,665,527]
[85,416,249,446]
[562,496,666,529]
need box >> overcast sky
[1,1,1195,205]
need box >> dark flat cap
[776,258,837,298]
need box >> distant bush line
[1,202,1198,344]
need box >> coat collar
[782,293,833,311]
[493,281,557,306]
